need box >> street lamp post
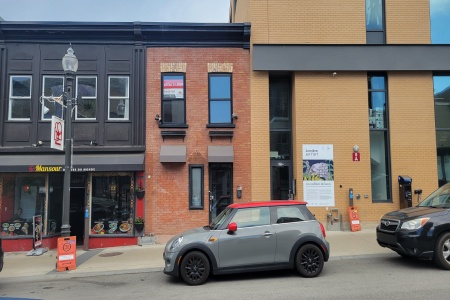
[61,46,78,237]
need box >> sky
[0,0,230,23]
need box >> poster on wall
[302,144,335,206]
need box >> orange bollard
[348,206,361,232]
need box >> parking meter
[398,176,412,208]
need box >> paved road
[0,253,448,300]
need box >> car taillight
[319,222,326,238]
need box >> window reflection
[91,175,132,235]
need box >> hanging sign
[51,115,64,151]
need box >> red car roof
[228,201,307,209]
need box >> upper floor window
[108,76,129,120]
[76,76,97,120]
[161,73,186,125]
[209,74,232,124]
[41,76,64,120]
[9,76,32,121]
[430,0,450,44]
[366,0,385,44]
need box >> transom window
[41,76,64,120]
[108,76,129,120]
[161,73,186,125]
[9,76,32,120]
[209,74,232,124]
[76,76,97,120]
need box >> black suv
[377,183,450,270]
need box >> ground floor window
[90,174,133,235]
[1,174,53,237]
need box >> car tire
[295,244,324,278]
[180,251,210,285]
[434,232,450,270]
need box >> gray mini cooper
[163,201,330,285]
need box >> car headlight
[169,236,183,251]
[401,218,430,230]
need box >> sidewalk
[0,228,392,281]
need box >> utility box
[326,208,341,231]
[398,175,413,209]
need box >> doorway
[271,161,293,200]
[209,163,233,222]
[70,173,87,245]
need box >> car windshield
[418,183,450,208]
[209,207,232,230]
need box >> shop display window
[90,175,132,235]
[1,175,46,237]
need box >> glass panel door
[209,163,232,222]
[271,161,293,200]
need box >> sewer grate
[99,252,123,257]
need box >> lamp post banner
[51,115,64,151]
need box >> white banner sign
[302,144,335,206]
[51,115,64,151]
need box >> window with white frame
[76,76,97,120]
[108,76,129,120]
[9,76,32,120]
[41,76,64,120]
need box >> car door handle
[263,231,274,237]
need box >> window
[76,76,97,120]
[91,175,132,235]
[275,206,306,224]
[430,0,450,44]
[231,207,271,228]
[189,165,204,209]
[41,76,64,120]
[269,76,291,160]
[162,73,186,125]
[108,76,129,120]
[368,74,391,201]
[434,75,450,186]
[366,0,385,44]
[209,74,232,124]
[9,76,32,120]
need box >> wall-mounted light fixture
[332,72,337,77]
[155,114,162,122]
[90,140,98,146]
[237,186,242,198]
[353,145,359,152]
[232,113,238,120]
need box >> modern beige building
[231,0,450,229]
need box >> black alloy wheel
[180,251,210,285]
[295,244,324,278]
[434,232,450,270]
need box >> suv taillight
[319,222,326,238]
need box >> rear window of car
[275,206,308,224]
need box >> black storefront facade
[0,23,146,251]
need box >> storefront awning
[160,145,186,163]
[208,146,234,162]
[0,153,144,172]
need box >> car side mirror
[227,222,237,233]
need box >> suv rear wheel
[180,251,210,285]
[434,232,450,270]
[295,244,324,277]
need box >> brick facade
[145,48,250,235]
